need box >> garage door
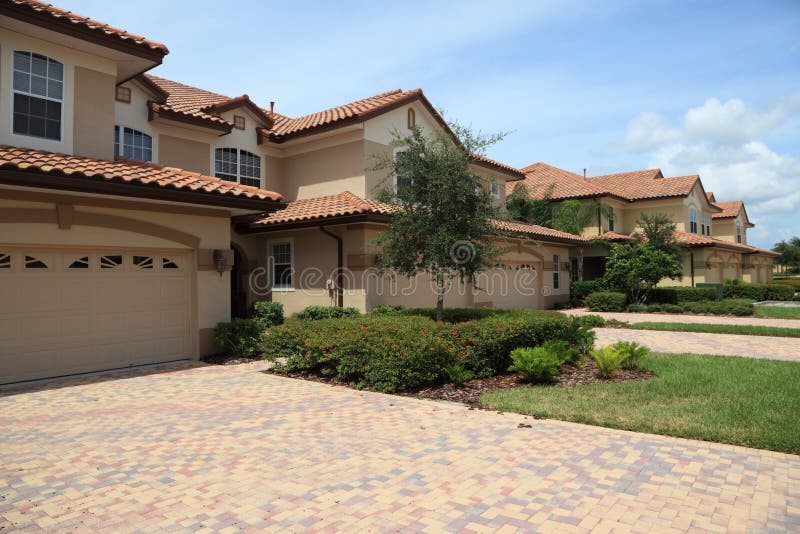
[0,247,192,384]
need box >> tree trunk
[436,271,445,322]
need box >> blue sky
[62,0,800,248]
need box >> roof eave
[240,212,392,234]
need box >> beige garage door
[0,247,192,384]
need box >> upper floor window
[114,126,152,161]
[701,214,712,236]
[490,180,500,199]
[215,148,261,187]
[689,208,698,234]
[407,108,416,129]
[607,208,616,232]
[233,115,246,130]
[12,51,63,141]
[115,86,131,104]
[736,225,743,244]
[393,149,413,193]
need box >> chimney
[583,168,587,179]
[269,101,275,114]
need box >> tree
[603,243,683,304]
[774,237,800,274]
[552,200,595,236]
[374,122,505,321]
[633,213,683,257]
[504,183,554,227]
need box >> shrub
[662,304,684,314]
[590,346,624,378]
[723,282,794,301]
[683,299,754,316]
[575,314,606,328]
[443,364,474,386]
[398,307,500,323]
[627,303,647,313]
[570,279,606,306]
[450,311,572,376]
[251,301,284,326]
[508,346,562,383]
[370,305,403,314]
[648,286,717,304]
[296,305,361,320]
[562,317,596,358]
[585,291,627,312]
[214,318,265,358]
[793,295,800,302]
[611,341,650,370]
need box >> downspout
[690,251,695,287]
[319,226,344,307]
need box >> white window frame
[490,180,500,199]
[607,208,616,232]
[689,208,698,234]
[553,254,560,290]
[11,50,64,142]
[114,125,153,162]
[214,147,262,188]
[736,225,743,244]
[269,239,294,291]
[392,148,412,194]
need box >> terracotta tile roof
[470,154,525,180]
[711,200,744,219]
[706,191,717,203]
[252,191,396,226]
[0,145,282,203]
[144,75,238,130]
[508,162,608,200]
[492,219,587,244]
[252,191,586,243]
[267,89,423,140]
[672,230,777,256]
[598,231,632,242]
[4,0,168,55]
[588,171,699,201]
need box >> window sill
[272,287,295,293]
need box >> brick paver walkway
[2,362,799,532]
[594,328,800,361]
[568,308,800,329]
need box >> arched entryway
[230,243,249,318]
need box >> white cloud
[614,94,800,246]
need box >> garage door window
[25,255,48,269]
[68,257,90,269]
[162,257,181,270]
[133,255,153,270]
[100,255,123,270]
[0,254,10,269]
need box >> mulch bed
[414,358,653,408]
[201,354,261,366]
[261,357,654,410]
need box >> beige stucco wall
[280,140,367,200]
[159,134,212,175]
[115,80,160,163]
[73,66,115,160]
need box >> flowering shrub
[295,305,361,320]
[261,310,572,392]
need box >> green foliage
[213,318,265,358]
[295,306,361,320]
[602,243,682,304]
[755,305,800,319]
[590,346,624,378]
[627,299,754,316]
[443,364,475,386]
[397,307,500,323]
[629,321,800,338]
[585,291,627,312]
[508,346,562,383]
[575,314,606,328]
[773,236,800,273]
[633,213,682,257]
[373,122,505,320]
[648,286,718,304]
[251,301,284,326]
[370,304,403,314]
[662,304,684,313]
[562,317,597,358]
[611,341,650,370]
[723,282,794,301]
[504,182,554,227]
[569,279,607,306]
[552,199,595,235]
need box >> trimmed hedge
[295,305,361,320]
[570,279,606,306]
[648,286,717,304]
[252,301,284,326]
[261,311,572,391]
[397,307,501,323]
[585,291,627,312]
[213,318,265,358]
[627,299,754,316]
[723,283,794,301]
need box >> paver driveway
[1,362,799,533]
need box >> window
[271,242,293,290]
[607,208,616,232]
[407,108,416,129]
[736,225,743,244]
[553,255,560,289]
[0,253,11,269]
[570,258,579,282]
[689,208,698,234]
[13,51,63,141]
[100,255,123,270]
[133,255,153,270]
[490,180,500,199]
[233,115,246,130]
[706,216,711,236]
[24,255,48,269]
[114,126,153,161]
[214,148,261,187]
[393,149,412,193]
[115,86,131,103]
[163,258,180,269]
[68,257,89,269]
[700,214,712,236]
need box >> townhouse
[0,0,582,384]
[508,163,778,286]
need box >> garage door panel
[0,248,193,384]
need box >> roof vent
[583,168,587,179]
[269,101,275,114]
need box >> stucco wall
[280,140,367,200]
[159,134,212,175]
[73,66,115,160]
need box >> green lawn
[481,353,800,454]
[629,322,800,338]
[755,306,800,319]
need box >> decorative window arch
[215,148,261,187]
[114,126,153,161]
[689,208,698,234]
[12,51,63,141]
[407,108,416,129]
